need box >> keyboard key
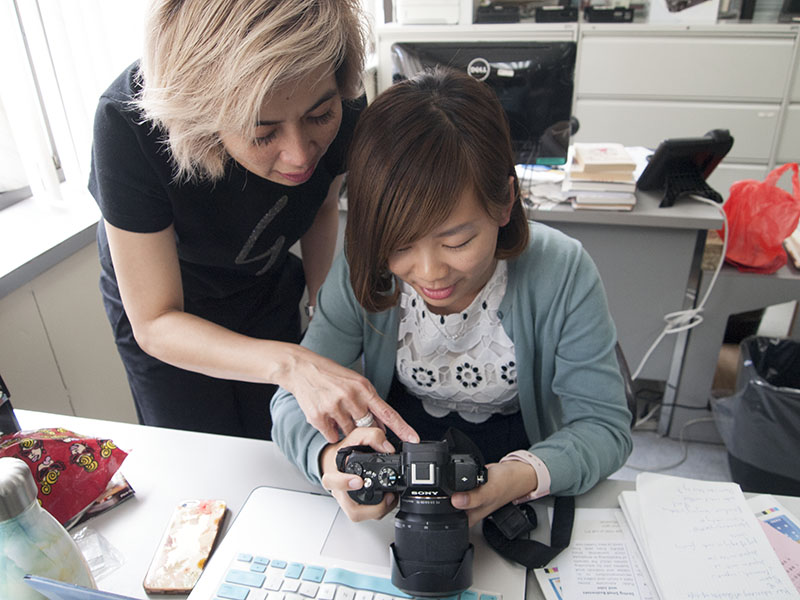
[237,553,254,563]
[460,593,479,600]
[217,583,250,600]
[272,559,288,569]
[282,578,301,593]
[226,569,266,588]
[285,562,304,579]
[264,570,284,590]
[254,556,270,566]
[299,581,320,597]
[251,563,268,573]
[334,588,355,600]
[318,583,337,600]
[324,569,411,599]
[354,591,373,600]
[302,565,326,583]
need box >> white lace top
[395,260,520,423]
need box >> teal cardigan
[271,222,632,496]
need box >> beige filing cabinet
[573,24,800,197]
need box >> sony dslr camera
[336,439,487,598]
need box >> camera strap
[439,427,575,568]
[483,496,574,569]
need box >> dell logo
[466,58,491,81]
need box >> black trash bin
[711,336,800,495]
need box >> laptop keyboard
[214,552,502,600]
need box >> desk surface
[14,410,800,599]
[527,189,724,230]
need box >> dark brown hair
[345,67,529,313]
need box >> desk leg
[657,230,708,436]
[665,263,800,443]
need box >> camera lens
[391,504,474,597]
[394,509,469,568]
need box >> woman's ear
[499,175,516,227]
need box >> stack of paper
[534,474,800,599]
[563,143,637,211]
[619,473,799,599]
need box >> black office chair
[615,342,637,428]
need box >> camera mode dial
[378,466,398,487]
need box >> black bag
[712,336,800,495]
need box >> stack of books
[563,143,637,211]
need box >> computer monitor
[391,41,577,166]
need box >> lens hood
[389,542,474,598]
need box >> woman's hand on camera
[285,347,419,445]
[450,461,539,527]
[319,427,398,522]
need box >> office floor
[610,429,732,483]
[610,301,797,484]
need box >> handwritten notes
[635,473,798,600]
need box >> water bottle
[0,456,95,598]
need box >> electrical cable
[633,403,661,429]
[624,416,718,473]
[631,194,729,382]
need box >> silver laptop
[27,486,527,599]
[188,485,526,599]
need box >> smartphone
[142,499,227,594]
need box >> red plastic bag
[717,163,800,273]
[0,428,127,525]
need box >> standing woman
[89,0,415,441]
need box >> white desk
[528,189,724,436]
[14,410,800,600]
[15,410,317,600]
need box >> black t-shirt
[89,62,364,334]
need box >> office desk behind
[528,190,723,435]
[13,410,800,600]
[666,263,800,441]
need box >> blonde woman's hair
[136,0,367,182]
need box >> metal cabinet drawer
[777,105,800,163]
[574,98,780,162]
[576,35,793,102]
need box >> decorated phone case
[142,499,227,594]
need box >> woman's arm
[528,243,633,496]
[105,221,408,438]
[106,220,300,381]
[271,254,419,484]
[300,174,343,308]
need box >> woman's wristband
[499,450,551,503]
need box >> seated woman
[272,68,632,525]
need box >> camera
[336,440,487,598]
